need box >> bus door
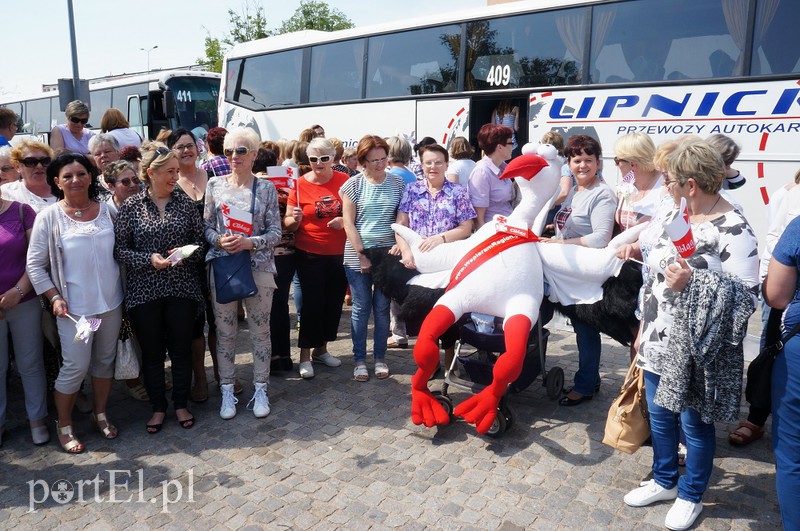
[127,95,146,140]
[468,94,528,159]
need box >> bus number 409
[486,65,511,87]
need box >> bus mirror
[163,89,176,119]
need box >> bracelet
[441,234,446,243]
[14,285,24,297]
[50,294,63,304]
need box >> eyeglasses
[366,156,388,165]
[21,157,52,168]
[69,116,89,125]
[224,146,251,157]
[172,143,196,152]
[505,142,515,146]
[423,161,446,168]
[308,155,332,164]
[117,177,140,187]
[614,157,629,165]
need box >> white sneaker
[624,479,678,507]
[299,361,315,379]
[219,384,238,419]
[665,498,702,530]
[247,383,270,418]
[312,352,342,367]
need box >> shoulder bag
[114,315,140,380]
[746,308,800,411]
[603,356,650,454]
[212,179,259,304]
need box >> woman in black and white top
[114,143,205,434]
[204,128,281,421]
[617,140,758,530]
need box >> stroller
[433,313,564,437]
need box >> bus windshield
[166,76,220,134]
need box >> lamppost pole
[67,0,81,100]
[140,45,158,73]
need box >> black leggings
[129,297,196,412]
[270,253,297,359]
[295,250,347,349]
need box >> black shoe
[562,383,601,396]
[559,393,593,406]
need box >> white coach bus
[219,0,800,243]
[1,69,221,142]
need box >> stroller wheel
[545,366,565,400]
[431,391,454,417]
[486,409,507,438]
[500,402,514,431]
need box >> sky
[1,0,487,97]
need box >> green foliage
[198,1,354,72]
[276,0,354,34]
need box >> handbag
[603,356,650,454]
[114,316,140,380]
[746,308,800,411]
[212,179,259,304]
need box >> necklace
[63,199,90,218]
[704,195,721,217]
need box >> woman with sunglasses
[613,132,664,232]
[115,143,205,434]
[103,160,141,211]
[205,128,281,420]
[3,140,57,213]
[468,123,515,229]
[341,135,405,381]
[284,138,349,379]
[166,128,217,404]
[49,100,94,155]
[27,153,124,453]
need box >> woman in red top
[285,138,349,379]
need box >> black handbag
[212,179,258,304]
[745,308,800,411]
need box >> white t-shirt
[446,158,477,190]
[0,180,57,213]
[107,128,142,149]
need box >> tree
[276,0,354,34]
[198,2,271,73]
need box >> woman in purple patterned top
[390,144,475,359]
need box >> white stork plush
[394,146,562,434]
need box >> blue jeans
[345,267,390,364]
[772,335,800,529]
[572,318,602,395]
[645,370,715,503]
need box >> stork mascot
[391,144,646,434]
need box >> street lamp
[140,45,158,72]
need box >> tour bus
[219,0,800,243]
[0,69,221,143]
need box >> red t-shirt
[288,170,349,255]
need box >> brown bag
[603,357,650,454]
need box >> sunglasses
[224,146,251,157]
[614,157,629,165]
[69,116,89,125]
[145,146,171,169]
[118,177,140,187]
[308,155,332,164]
[21,157,52,168]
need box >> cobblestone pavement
[0,308,780,530]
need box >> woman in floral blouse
[392,144,475,367]
[114,143,205,434]
[204,128,281,421]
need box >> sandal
[56,422,85,454]
[176,410,195,429]
[92,412,119,440]
[353,364,369,382]
[146,412,166,434]
[375,362,390,380]
[126,382,149,401]
[729,421,764,446]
